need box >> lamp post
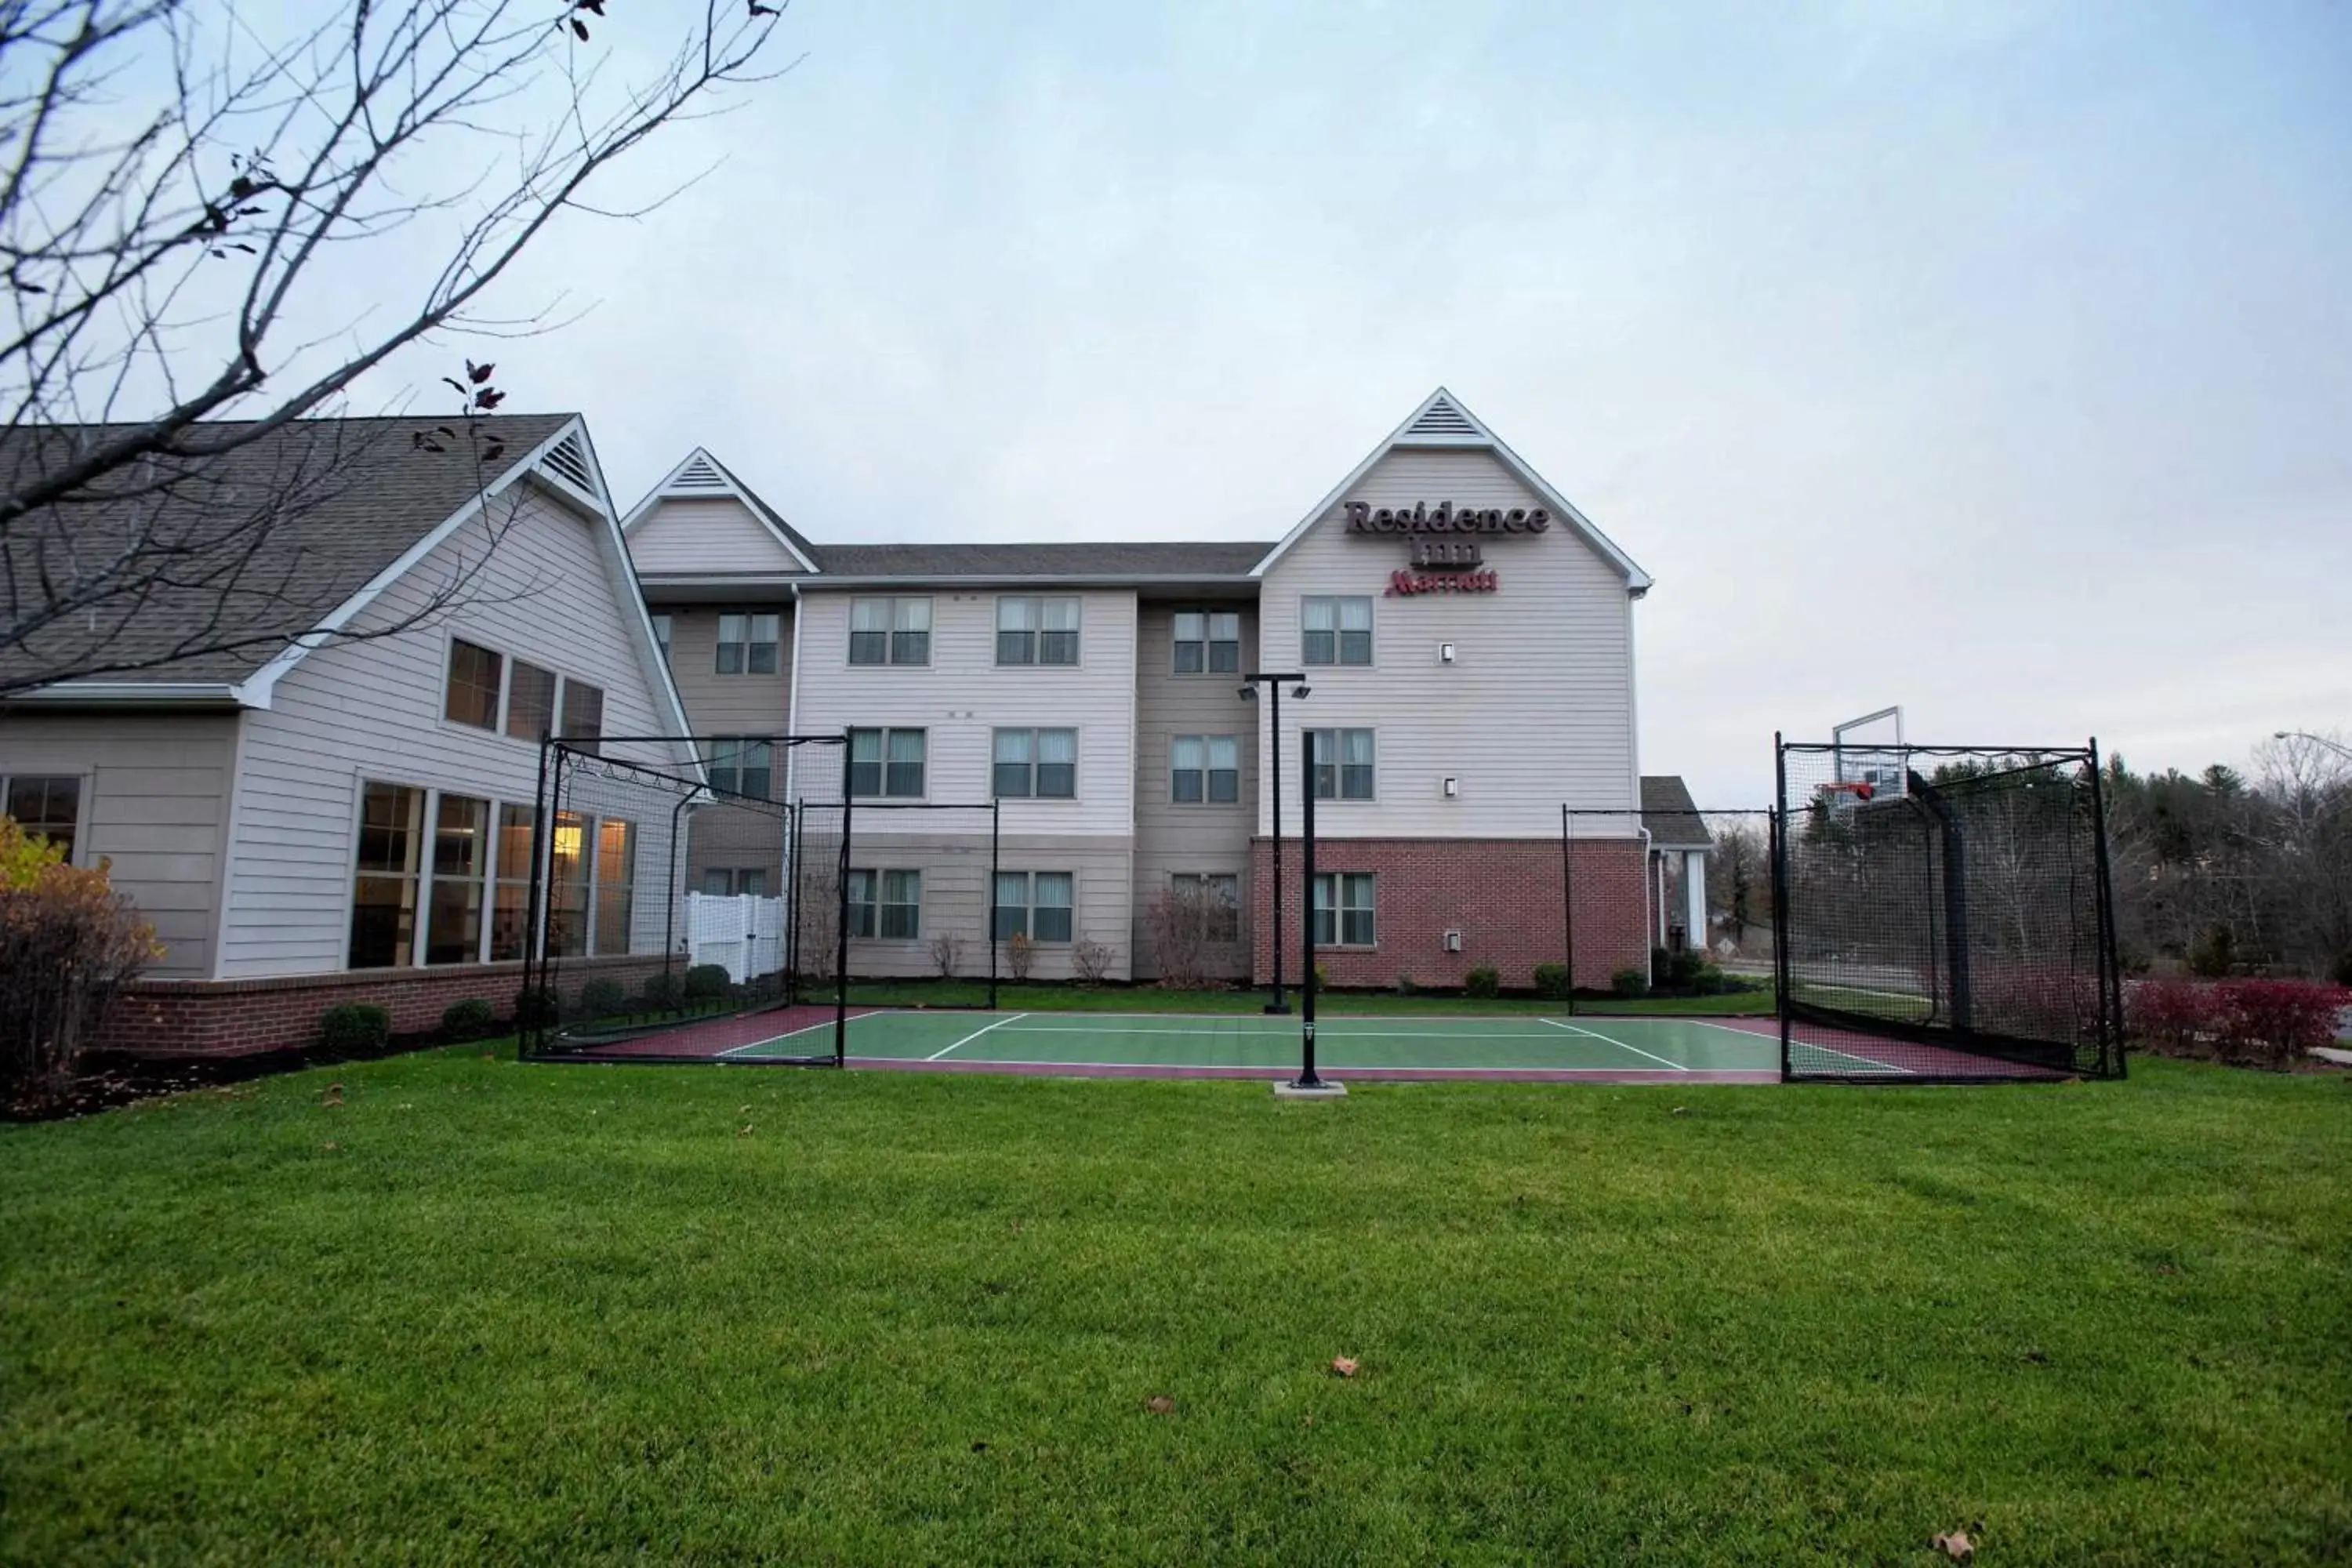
[2274,730,2352,764]
[1240,671,1310,1014]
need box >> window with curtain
[1172,735,1239,804]
[1312,872,1376,947]
[490,804,535,961]
[1172,609,1240,673]
[880,869,922,938]
[704,868,768,897]
[846,869,877,938]
[717,612,779,674]
[349,781,425,968]
[994,871,1074,942]
[707,737,773,799]
[593,818,635,956]
[995,728,1075,798]
[996,597,1036,665]
[505,660,555,741]
[1000,596,1079,665]
[849,597,930,665]
[546,810,590,956]
[1301,596,1372,666]
[444,639,503,729]
[1308,729,1375,800]
[558,678,604,755]
[2,775,80,862]
[424,793,489,965]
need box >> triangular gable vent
[1405,396,1478,438]
[539,432,594,493]
[671,453,728,490]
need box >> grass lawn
[2,1053,2347,1564]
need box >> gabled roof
[1247,387,1653,593]
[808,540,1270,581]
[621,447,820,572]
[1640,775,1712,850]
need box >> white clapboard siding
[842,831,1133,982]
[1256,447,1639,839]
[0,711,238,976]
[220,485,680,977]
[627,497,807,575]
[1130,603,1260,978]
[789,589,1141,840]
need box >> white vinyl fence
[683,892,786,984]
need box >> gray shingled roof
[808,540,1271,579]
[1,414,575,686]
[1640,775,1712,850]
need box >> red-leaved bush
[2125,975,2349,1065]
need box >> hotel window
[652,615,673,662]
[993,728,1076,799]
[546,810,590,956]
[849,728,926,798]
[490,804,535,961]
[348,781,426,968]
[593,818,636,956]
[716,612,779,675]
[1308,729,1376,800]
[849,597,931,666]
[706,737,773,799]
[997,596,1080,665]
[505,659,556,741]
[423,793,490,965]
[1312,872,1377,948]
[703,868,768,897]
[558,677,604,753]
[995,870,1073,942]
[444,639,503,729]
[1301,596,1372,666]
[2,775,81,863]
[1170,735,1240,804]
[1173,609,1240,674]
[1171,872,1240,942]
[848,869,921,939]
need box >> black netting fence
[1563,806,1778,1016]
[1773,739,2125,1082]
[520,735,849,1064]
[837,801,1000,1011]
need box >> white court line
[996,1025,1573,1040]
[1540,1017,1690,1072]
[1675,1016,1916,1075]
[715,1014,842,1058]
[928,1011,1029,1061]
[858,1057,1713,1076]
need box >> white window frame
[848,728,927,799]
[1312,871,1377,949]
[996,595,1082,667]
[1306,728,1377,802]
[0,770,92,867]
[992,728,1078,800]
[1301,594,1374,667]
[994,869,1075,944]
[438,633,604,753]
[1172,608,1242,676]
[848,596,932,667]
[1169,734,1240,805]
[716,611,781,677]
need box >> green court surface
[725,1009,1788,1081]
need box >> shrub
[2212,979,2349,1065]
[1394,971,1418,997]
[639,970,681,1011]
[1531,962,1571,1001]
[440,997,496,1040]
[1660,947,1706,989]
[0,821,158,1105]
[578,977,626,1017]
[320,1003,390,1052]
[1072,938,1114,986]
[1144,884,1225,989]
[514,986,559,1029]
[1465,965,1500,1000]
[683,964,731,1002]
[1610,966,1650,1000]
[1004,931,1035,982]
[1312,961,1330,991]
[930,933,963,980]
[2127,976,2214,1051]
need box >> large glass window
[1312,872,1377,947]
[1171,735,1239,804]
[558,679,604,753]
[847,869,876,938]
[706,737,773,799]
[490,804,535,961]
[424,793,489,965]
[1171,872,1240,942]
[848,869,923,939]
[444,639,503,729]
[997,596,1080,665]
[848,728,926,797]
[704,868,768,897]
[349,782,425,968]
[505,660,556,741]
[849,597,930,666]
[993,728,1075,799]
[994,871,1073,942]
[3,775,80,862]
[717,612,779,675]
[1173,609,1240,674]
[593,818,635,956]
[1308,728,1375,800]
[1301,596,1372,666]
[546,810,590,957]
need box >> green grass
[848,979,1773,1018]
[2,1052,2347,1564]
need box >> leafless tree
[0,0,793,695]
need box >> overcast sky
[361,0,2352,803]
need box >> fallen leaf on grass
[321,1142,340,1151]
[1143,1396,1175,1414]
[737,1124,755,1137]
[321,1083,345,1107]
[1671,1106,1690,1117]
[1931,1527,1976,1562]
[1330,1357,1359,1377]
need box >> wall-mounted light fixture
[1443,930,1463,952]
[1439,641,1456,663]
[1443,775,1459,798]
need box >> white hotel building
[630,388,1672,993]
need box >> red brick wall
[93,955,668,1058]
[1247,837,1649,991]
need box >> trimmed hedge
[1464,966,1500,1000]
[319,1004,390,1052]
[683,964,732,1002]
[440,997,497,1040]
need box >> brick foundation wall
[93,955,669,1058]
[1248,837,1650,991]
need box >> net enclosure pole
[836,790,852,1070]
[1771,735,1792,1081]
[1294,733,1322,1089]
[2086,737,2127,1079]
[1560,804,1577,1017]
[989,798,1001,1011]
[521,738,554,1056]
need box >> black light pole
[1239,671,1308,1014]
[1295,731,1323,1089]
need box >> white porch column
[1684,849,1707,952]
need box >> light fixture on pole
[2274,730,2352,763]
[1240,670,1309,1015]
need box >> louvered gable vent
[671,452,727,490]
[1405,396,1478,438]
[539,431,594,493]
